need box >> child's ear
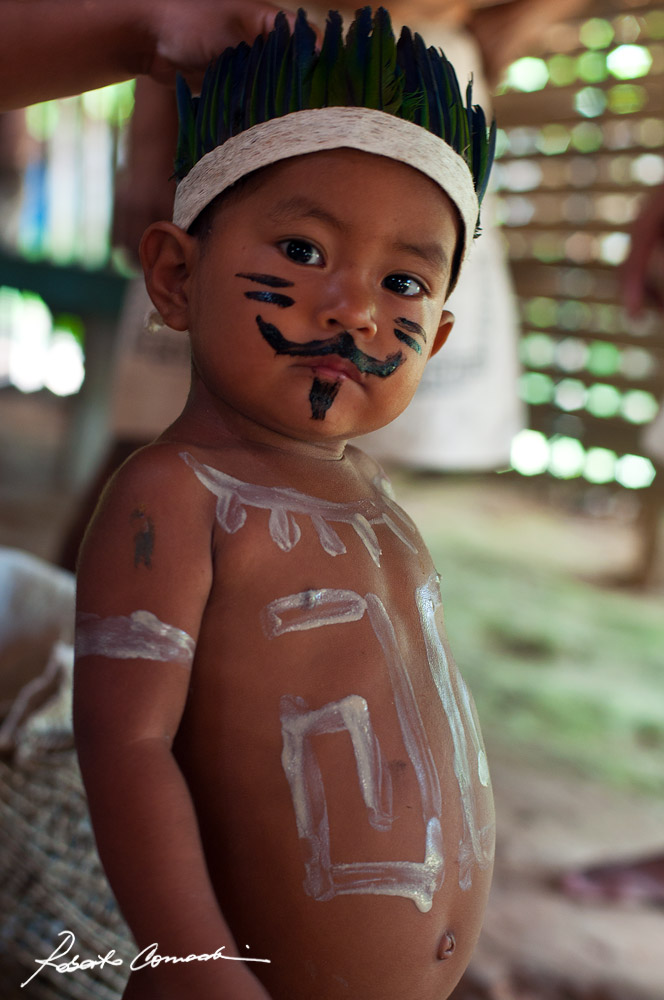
[139,222,197,332]
[428,309,455,361]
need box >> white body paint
[263,584,493,906]
[261,588,367,637]
[415,575,494,890]
[75,610,195,667]
[263,588,446,912]
[180,455,492,902]
[181,452,417,567]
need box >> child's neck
[165,379,349,464]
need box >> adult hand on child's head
[147,0,297,90]
[622,182,664,317]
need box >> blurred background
[0,1,663,998]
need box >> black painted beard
[309,377,341,420]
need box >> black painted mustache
[256,316,405,378]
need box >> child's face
[175,149,458,447]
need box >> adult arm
[622,182,664,317]
[0,0,295,111]
[469,0,591,84]
[74,446,272,999]
[112,77,179,260]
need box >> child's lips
[298,357,363,384]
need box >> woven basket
[0,550,132,998]
[0,744,132,1000]
[0,617,133,1000]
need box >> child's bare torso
[168,437,494,1000]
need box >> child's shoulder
[79,439,220,584]
[103,438,199,495]
[91,439,220,533]
[345,443,395,494]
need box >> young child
[74,9,496,999]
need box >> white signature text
[20,930,270,988]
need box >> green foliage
[174,6,495,215]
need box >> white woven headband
[173,107,479,264]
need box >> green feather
[245,34,265,128]
[365,8,403,113]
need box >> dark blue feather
[226,44,250,137]
[345,5,373,105]
[290,8,317,111]
[428,47,451,143]
[261,10,290,122]
[213,48,234,144]
[395,27,423,123]
[200,52,227,152]
[309,9,345,107]
[174,74,197,178]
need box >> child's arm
[74,447,271,999]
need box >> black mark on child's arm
[131,507,155,568]
[394,317,427,355]
[309,377,341,420]
[235,272,295,288]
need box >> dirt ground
[1,391,663,999]
[452,746,664,1000]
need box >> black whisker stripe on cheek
[395,316,427,342]
[235,272,294,288]
[244,290,295,308]
[394,329,422,354]
[309,377,341,420]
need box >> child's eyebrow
[391,240,450,273]
[268,197,449,273]
[268,196,346,232]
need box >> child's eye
[278,239,324,266]
[383,274,424,297]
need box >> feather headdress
[172,7,496,262]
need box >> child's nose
[315,273,378,339]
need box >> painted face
[185,148,458,445]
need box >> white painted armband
[75,610,196,668]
